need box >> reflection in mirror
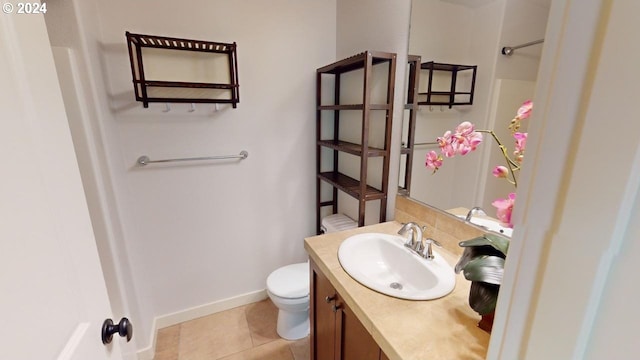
[400,0,551,222]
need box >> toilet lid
[267,262,309,299]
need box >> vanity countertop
[304,220,490,360]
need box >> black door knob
[101,317,133,345]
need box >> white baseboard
[136,289,268,360]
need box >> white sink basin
[460,216,513,237]
[337,233,455,300]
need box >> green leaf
[461,255,505,285]
[469,281,500,315]
[455,246,479,273]
[454,243,505,273]
[459,233,510,256]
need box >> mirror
[400,0,552,220]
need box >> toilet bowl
[266,262,310,340]
[266,213,357,340]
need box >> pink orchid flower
[437,131,456,158]
[464,131,483,152]
[455,121,475,136]
[452,122,483,155]
[514,132,527,152]
[492,165,509,178]
[425,151,443,171]
[516,100,533,120]
[492,193,516,228]
[513,132,528,161]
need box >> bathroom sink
[459,216,513,237]
[337,233,455,300]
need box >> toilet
[266,213,357,340]
[266,262,310,340]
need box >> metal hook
[429,105,434,112]
[162,103,171,113]
[189,103,196,113]
[440,105,445,112]
[213,103,220,112]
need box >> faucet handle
[422,238,442,260]
[424,238,442,248]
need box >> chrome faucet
[397,222,424,253]
[398,222,440,260]
[465,206,487,222]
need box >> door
[0,12,124,360]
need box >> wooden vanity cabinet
[310,259,388,360]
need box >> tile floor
[153,299,309,360]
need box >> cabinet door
[310,259,384,360]
[337,301,381,360]
[311,262,337,360]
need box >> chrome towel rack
[137,150,248,166]
[501,39,544,56]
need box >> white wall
[46,0,336,353]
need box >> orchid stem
[476,130,519,188]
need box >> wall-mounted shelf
[418,61,476,108]
[125,32,239,108]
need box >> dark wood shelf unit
[317,104,392,111]
[317,140,387,157]
[316,51,397,232]
[126,31,240,108]
[398,55,421,196]
[317,172,386,201]
[316,51,397,74]
[418,61,476,108]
